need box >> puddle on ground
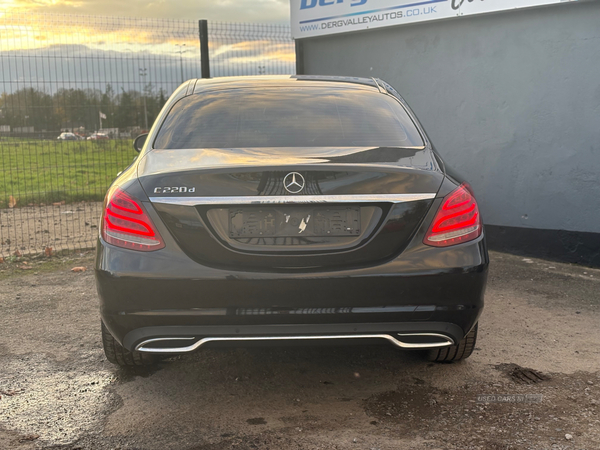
[115,364,164,382]
[496,363,551,384]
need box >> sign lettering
[291,0,579,38]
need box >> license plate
[229,207,360,238]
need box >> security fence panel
[207,22,296,77]
[0,14,294,258]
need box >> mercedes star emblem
[283,172,305,194]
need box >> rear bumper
[128,322,461,353]
[96,233,488,352]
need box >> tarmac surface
[0,251,599,449]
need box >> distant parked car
[87,132,109,141]
[57,132,78,141]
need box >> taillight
[101,187,165,251]
[424,183,482,247]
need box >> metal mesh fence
[0,14,295,258]
[208,22,296,77]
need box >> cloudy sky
[0,0,291,23]
[0,1,296,94]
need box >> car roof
[192,75,383,94]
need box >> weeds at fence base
[0,200,103,258]
[0,248,95,281]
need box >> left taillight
[423,183,482,247]
[100,187,165,251]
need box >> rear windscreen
[153,88,424,149]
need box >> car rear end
[96,76,488,363]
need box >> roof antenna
[371,77,385,94]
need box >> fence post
[295,39,304,75]
[199,20,210,78]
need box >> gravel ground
[0,203,102,258]
[0,251,599,450]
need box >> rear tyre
[428,323,478,363]
[101,321,158,367]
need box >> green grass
[0,138,138,208]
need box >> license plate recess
[229,206,361,238]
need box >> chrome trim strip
[149,193,435,206]
[135,333,454,353]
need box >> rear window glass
[153,88,424,149]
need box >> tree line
[0,84,168,133]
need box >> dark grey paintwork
[95,76,488,354]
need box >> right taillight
[101,186,165,251]
[423,183,482,247]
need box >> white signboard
[291,0,580,39]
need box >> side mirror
[133,133,148,153]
